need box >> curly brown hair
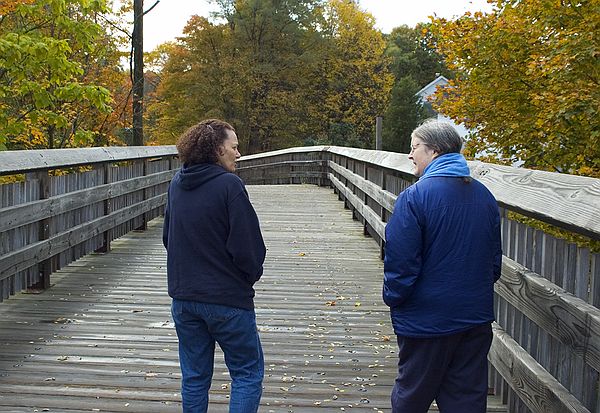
[176,119,236,165]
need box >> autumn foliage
[430,0,599,177]
[147,0,393,153]
[2,0,597,179]
[0,0,129,150]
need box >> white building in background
[415,75,471,139]
[416,76,524,166]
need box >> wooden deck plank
[0,184,506,412]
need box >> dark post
[95,162,112,253]
[132,0,144,146]
[28,171,51,291]
[135,158,149,231]
[375,116,382,150]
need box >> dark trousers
[391,323,492,413]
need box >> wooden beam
[0,194,166,282]
[236,160,326,171]
[490,323,591,413]
[495,257,600,373]
[328,161,396,214]
[470,162,600,240]
[328,173,385,241]
[0,170,174,233]
[0,147,176,176]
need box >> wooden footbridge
[0,146,598,413]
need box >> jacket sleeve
[383,189,423,308]
[226,188,266,284]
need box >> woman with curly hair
[163,119,266,413]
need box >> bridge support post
[375,116,382,150]
[135,159,148,231]
[27,171,51,291]
[95,163,112,253]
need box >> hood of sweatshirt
[175,163,228,190]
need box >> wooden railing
[1,145,599,413]
[0,146,178,299]
[237,146,600,413]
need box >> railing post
[95,162,112,253]
[135,158,148,231]
[27,170,51,291]
[375,116,382,150]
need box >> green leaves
[0,0,117,150]
[381,24,451,153]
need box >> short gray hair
[411,119,463,155]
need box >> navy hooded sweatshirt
[162,163,266,310]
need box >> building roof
[415,75,449,101]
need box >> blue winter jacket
[163,163,266,310]
[383,154,502,337]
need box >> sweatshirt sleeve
[162,187,170,249]
[383,189,423,308]
[226,187,266,284]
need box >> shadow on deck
[0,185,505,412]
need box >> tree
[381,24,451,153]
[315,0,393,148]
[148,1,325,152]
[148,0,392,152]
[382,76,423,153]
[131,0,143,145]
[430,0,599,177]
[0,0,117,150]
[146,17,240,145]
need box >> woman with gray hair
[383,119,502,412]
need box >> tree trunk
[132,0,144,146]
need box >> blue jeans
[171,299,264,413]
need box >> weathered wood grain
[0,170,174,233]
[489,323,591,413]
[0,147,177,176]
[495,256,600,373]
[470,162,600,239]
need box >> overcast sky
[142,0,495,51]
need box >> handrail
[240,146,600,239]
[0,146,177,176]
[0,148,178,300]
